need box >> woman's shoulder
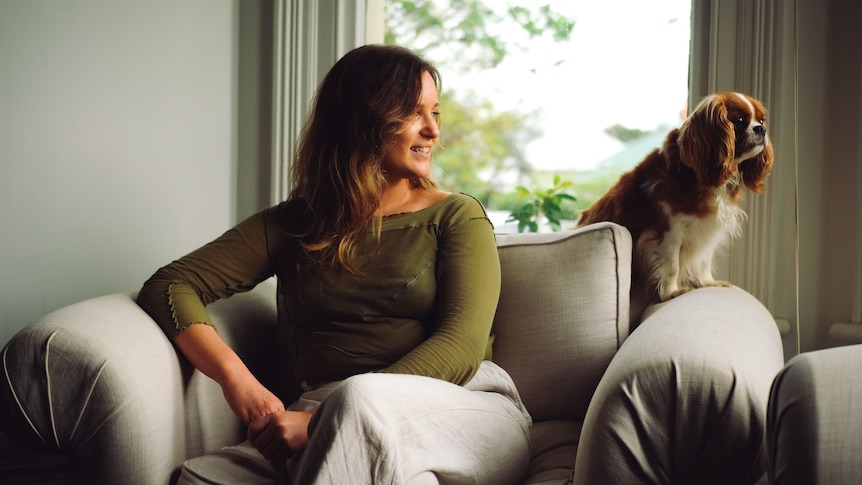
[410,192,491,228]
[437,192,488,215]
[260,199,309,235]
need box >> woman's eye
[432,111,440,121]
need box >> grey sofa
[767,344,862,485]
[1,222,784,484]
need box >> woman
[137,44,531,484]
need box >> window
[279,0,860,353]
[384,0,691,232]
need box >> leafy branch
[506,175,577,233]
[385,0,575,71]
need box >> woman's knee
[310,373,395,431]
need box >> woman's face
[381,71,440,182]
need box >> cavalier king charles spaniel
[577,92,774,308]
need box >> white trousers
[179,361,532,485]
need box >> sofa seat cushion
[524,419,580,484]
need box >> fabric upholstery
[767,344,862,485]
[573,286,785,485]
[492,223,631,422]
[1,282,280,483]
[0,222,784,485]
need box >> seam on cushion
[64,359,109,448]
[44,332,62,448]
[496,221,612,249]
[508,224,626,346]
[616,374,668,483]
[44,332,115,451]
[593,223,625,348]
[2,343,49,444]
[610,225,625,348]
[497,223,629,347]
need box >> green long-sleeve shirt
[137,193,501,387]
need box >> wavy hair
[287,45,440,272]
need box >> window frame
[274,0,807,350]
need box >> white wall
[0,0,238,346]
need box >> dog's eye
[732,116,746,127]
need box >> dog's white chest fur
[645,179,746,300]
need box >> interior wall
[0,0,239,346]
[814,0,862,349]
[761,0,862,353]
[237,0,275,222]
[790,0,828,354]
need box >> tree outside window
[385,0,690,232]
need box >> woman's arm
[136,209,277,339]
[178,322,313,460]
[383,198,501,385]
[136,208,286,421]
[174,324,284,425]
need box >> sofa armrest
[574,286,784,485]
[767,344,862,485]
[0,278,279,484]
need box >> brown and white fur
[577,92,774,308]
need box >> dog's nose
[754,125,765,135]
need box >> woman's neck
[380,180,448,216]
[380,180,417,216]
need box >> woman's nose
[421,114,439,138]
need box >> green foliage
[432,90,539,208]
[385,0,576,71]
[506,175,577,233]
[603,123,652,143]
[384,1,578,211]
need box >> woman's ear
[678,95,737,188]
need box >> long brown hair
[288,45,440,272]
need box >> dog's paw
[701,280,733,288]
[661,287,694,301]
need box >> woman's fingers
[248,410,314,460]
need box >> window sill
[830,323,862,344]
[775,318,791,336]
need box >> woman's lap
[178,361,531,485]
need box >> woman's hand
[248,410,314,463]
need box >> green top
[137,193,502,386]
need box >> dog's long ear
[740,141,774,193]
[678,95,736,188]
[739,96,775,193]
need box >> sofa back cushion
[491,222,631,422]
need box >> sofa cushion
[524,419,581,484]
[491,222,631,422]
